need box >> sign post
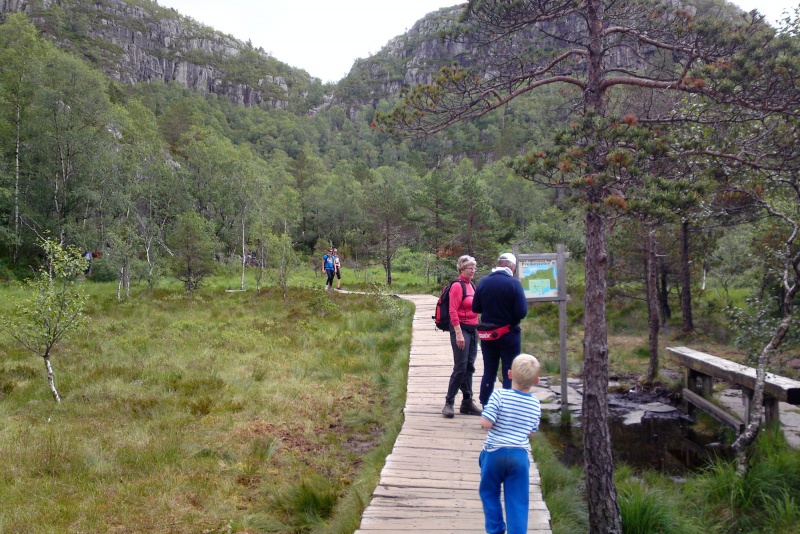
[513,244,571,418]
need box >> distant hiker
[472,252,528,406]
[442,255,482,418]
[322,247,336,290]
[479,353,542,534]
[333,248,342,289]
[84,251,93,275]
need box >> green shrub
[273,477,340,529]
[87,256,117,282]
[307,287,339,317]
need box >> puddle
[538,405,734,475]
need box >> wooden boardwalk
[355,294,552,533]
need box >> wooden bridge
[355,294,552,534]
[667,346,800,431]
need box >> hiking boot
[460,398,483,416]
[442,402,455,418]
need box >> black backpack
[433,279,474,331]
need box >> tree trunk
[240,216,246,291]
[118,266,123,302]
[732,328,779,475]
[646,224,660,382]
[13,102,21,264]
[732,278,798,475]
[44,356,61,403]
[385,222,392,286]
[582,209,622,534]
[680,220,695,333]
[658,256,670,323]
[582,1,621,531]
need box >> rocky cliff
[334,2,715,112]
[0,0,303,108]
[334,6,466,110]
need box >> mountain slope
[0,0,320,109]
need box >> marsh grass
[0,277,412,533]
[532,437,588,533]
[585,426,800,534]
[534,396,800,534]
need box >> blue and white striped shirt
[482,388,541,452]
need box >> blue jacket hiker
[322,248,336,289]
[472,252,528,405]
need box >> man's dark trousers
[478,328,521,406]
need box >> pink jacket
[449,275,479,327]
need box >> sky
[154,0,799,84]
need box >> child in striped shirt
[479,353,542,534]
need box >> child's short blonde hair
[511,354,541,389]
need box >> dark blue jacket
[472,269,528,327]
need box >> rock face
[336,6,466,110]
[335,5,668,112]
[0,0,294,108]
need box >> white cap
[498,252,516,265]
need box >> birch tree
[0,14,48,262]
[1,239,88,403]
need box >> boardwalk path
[355,294,551,534]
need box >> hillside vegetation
[2,1,800,531]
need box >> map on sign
[519,259,558,300]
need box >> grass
[4,262,800,533]
[0,276,413,533]
[531,437,588,533]
[533,423,800,534]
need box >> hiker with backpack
[440,255,483,418]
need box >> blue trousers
[478,330,521,405]
[446,327,478,404]
[479,448,530,534]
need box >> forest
[2,0,800,532]
[0,6,572,289]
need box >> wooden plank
[668,347,800,404]
[355,294,551,533]
[682,388,744,432]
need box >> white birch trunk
[14,103,20,263]
[240,217,246,291]
[45,356,61,403]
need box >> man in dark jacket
[472,252,528,406]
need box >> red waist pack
[477,324,512,341]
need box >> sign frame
[513,244,571,419]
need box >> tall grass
[532,436,588,533]
[0,277,412,533]
[683,426,800,533]
[535,420,800,534]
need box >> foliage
[264,231,298,299]
[307,287,339,318]
[365,282,409,322]
[683,426,800,533]
[166,211,218,295]
[728,298,800,364]
[0,239,88,402]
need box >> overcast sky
[155,0,799,83]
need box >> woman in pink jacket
[442,255,483,418]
